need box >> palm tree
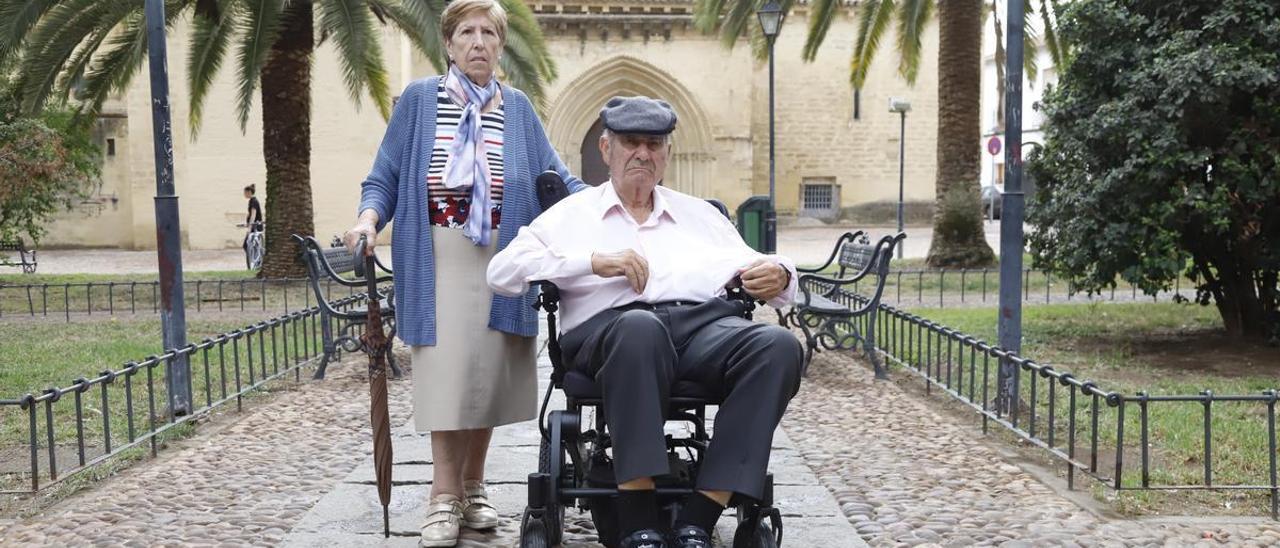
[695,0,1064,268]
[0,0,557,277]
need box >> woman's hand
[344,210,380,256]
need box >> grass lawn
[0,271,363,319]
[0,314,325,489]
[797,256,1198,308]
[890,301,1279,516]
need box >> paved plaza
[1,317,1278,546]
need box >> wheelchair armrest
[532,281,561,313]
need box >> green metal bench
[779,231,905,378]
[1,238,37,274]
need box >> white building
[979,0,1059,198]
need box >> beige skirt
[411,226,537,432]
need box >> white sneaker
[419,494,463,547]
[461,480,501,530]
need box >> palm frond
[801,0,840,62]
[369,0,443,74]
[235,0,284,130]
[894,0,933,84]
[188,0,239,136]
[0,0,58,62]
[849,0,895,90]
[78,12,149,110]
[316,0,390,117]
[692,0,729,34]
[498,29,545,112]
[500,0,554,81]
[1039,0,1063,69]
[717,0,761,50]
[1022,0,1038,84]
[396,0,448,73]
[17,0,117,113]
[56,25,113,102]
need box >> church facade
[43,1,940,250]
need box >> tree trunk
[258,1,314,278]
[1213,260,1269,339]
[927,0,996,268]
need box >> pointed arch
[546,55,714,196]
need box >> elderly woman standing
[344,0,584,545]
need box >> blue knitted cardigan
[358,76,586,345]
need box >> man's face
[599,132,669,191]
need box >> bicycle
[238,222,264,270]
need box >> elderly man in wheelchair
[488,96,803,548]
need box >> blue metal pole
[765,37,778,254]
[996,0,1026,414]
[145,0,192,416]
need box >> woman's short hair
[244,184,255,194]
[441,0,508,45]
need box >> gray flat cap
[599,96,677,136]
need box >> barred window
[800,179,839,218]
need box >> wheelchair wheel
[732,508,782,548]
[537,436,565,545]
[519,514,550,548]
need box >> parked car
[982,183,1002,220]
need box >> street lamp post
[144,0,192,416]
[889,98,911,259]
[757,1,784,254]
[997,0,1027,417]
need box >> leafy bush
[1029,0,1280,339]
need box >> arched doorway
[547,56,714,196]
[579,118,608,186]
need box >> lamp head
[756,1,784,39]
[889,97,912,113]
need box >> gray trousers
[560,298,803,500]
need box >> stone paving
[1,316,1279,547]
[280,330,865,547]
[0,356,415,546]
[786,346,1280,547]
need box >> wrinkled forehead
[612,132,669,147]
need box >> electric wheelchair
[517,195,788,548]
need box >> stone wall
[38,2,940,250]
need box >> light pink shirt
[487,181,798,332]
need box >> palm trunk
[927,0,996,268]
[258,1,314,278]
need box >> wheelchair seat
[562,370,719,402]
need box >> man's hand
[591,250,649,293]
[738,259,790,302]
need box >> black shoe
[619,528,667,548]
[669,524,712,548]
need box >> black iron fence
[822,286,1278,520]
[0,292,385,493]
[0,278,370,321]
[853,268,1192,308]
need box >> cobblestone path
[785,348,1280,547]
[0,356,414,547]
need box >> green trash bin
[735,196,771,252]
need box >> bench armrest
[796,230,865,274]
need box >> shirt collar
[599,180,678,225]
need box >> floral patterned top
[426,80,505,229]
